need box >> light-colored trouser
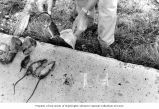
[76,0,118,46]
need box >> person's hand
[72,10,89,37]
[36,0,56,15]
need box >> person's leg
[98,0,118,46]
[98,0,118,56]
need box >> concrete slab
[0,34,159,103]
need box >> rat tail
[13,74,26,95]
[26,79,40,103]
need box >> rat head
[10,37,22,52]
[22,37,37,55]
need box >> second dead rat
[26,61,56,103]
[13,59,48,94]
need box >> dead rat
[22,37,37,56]
[26,61,56,103]
[20,55,30,72]
[13,59,48,95]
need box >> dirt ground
[1,0,159,69]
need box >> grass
[114,0,159,69]
[1,0,159,69]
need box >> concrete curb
[0,33,159,103]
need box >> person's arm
[36,0,56,15]
[52,0,57,7]
[47,0,57,15]
[84,0,98,11]
[73,0,98,37]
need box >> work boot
[98,38,114,57]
